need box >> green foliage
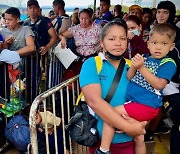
[176,10,180,15]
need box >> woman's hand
[123,114,147,136]
[60,37,66,49]
[58,34,67,49]
[128,31,135,40]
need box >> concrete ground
[2,133,170,154]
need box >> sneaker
[154,121,170,135]
[144,131,154,143]
[94,149,111,154]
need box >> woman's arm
[82,83,146,137]
[39,27,57,55]
[59,30,73,48]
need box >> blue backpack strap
[53,17,62,33]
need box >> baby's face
[147,32,175,59]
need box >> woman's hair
[100,18,128,40]
[5,7,20,19]
[143,8,152,17]
[149,23,176,42]
[71,12,80,25]
[125,15,141,26]
[157,1,176,24]
[79,8,93,18]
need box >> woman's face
[79,12,92,28]
[156,9,170,24]
[100,1,109,14]
[142,13,151,24]
[126,20,141,32]
[101,25,128,57]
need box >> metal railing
[29,75,89,154]
[0,52,49,152]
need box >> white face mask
[129,29,140,36]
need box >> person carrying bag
[66,56,125,147]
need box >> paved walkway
[146,133,170,154]
[3,133,170,154]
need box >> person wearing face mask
[79,19,147,154]
[124,15,149,60]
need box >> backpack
[65,56,102,146]
[53,16,62,33]
[5,115,30,151]
[66,56,129,146]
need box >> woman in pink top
[59,8,101,81]
[59,8,101,58]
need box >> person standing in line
[23,0,57,102]
[113,4,122,19]
[79,19,147,154]
[145,0,180,142]
[124,15,149,60]
[59,8,101,81]
[128,5,143,20]
[98,23,176,154]
[94,0,114,27]
[0,7,35,56]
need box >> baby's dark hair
[149,23,176,42]
[100,18,127,40]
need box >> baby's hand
[35,112,42,125]
[128,31,135,40]
[132,54,144,69]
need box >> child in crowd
[99,23,177,154]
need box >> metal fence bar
[52,93,58,154]
[29,76,87,154]
[0,52,50,152]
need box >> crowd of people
[0,0,180,153]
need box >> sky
[0,0,180,9]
